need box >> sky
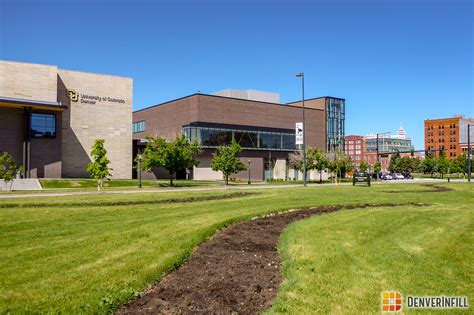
[1,0,472,149]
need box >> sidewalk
[0,178,459,199]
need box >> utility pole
[376,134,379,163]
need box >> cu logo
[67,89,79,102]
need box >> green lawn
[268,185,473,314]
[39,179,220,189]
[0,183,472,313]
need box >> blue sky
[1,0,472,149]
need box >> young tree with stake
[87,139,113,192]
[0,152,23,191]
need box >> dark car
[402,172,413,179]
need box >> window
[133,121,145,133]
[183,125,295,151]
[30,113,56,138]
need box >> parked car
[381,173,393,180]
[402,172,413,179]
[392,173,405,180]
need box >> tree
[373,161,382,178]
[359,160,369,172]
[436,151,451,179]
[87,139,113,192]
[326,150,351,184]
[0,152,23,191]
[453,153,468,176]
[288,151,304,173]
[388,153,400,173]
[306,147,328,183]
[338,154,353,178]
[420,154,436,177]
[141,135,202,186]
[211,140,247,186]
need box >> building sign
[353,172,371,186]
[67,90,79,102]
[295,122,303,145]
[67,89,125,105]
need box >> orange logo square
[382,291,402,312]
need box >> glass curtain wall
[183,125,295,151]
[326,98,345,153]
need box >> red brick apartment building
[424,115,474,160]
[344,135,365,167]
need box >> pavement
[0,178,464,199]
[0,179,42,191]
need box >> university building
[0,60,133,178]
[424,115,474,160]
[133,90,345,181]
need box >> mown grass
[39,179,220,189]
[0,183,471,313]
[268,185,473,314]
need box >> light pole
[137,154,142,188]
[375,131,390,179]
[248,159,251,185]
[296,72,307,187]
[468,124,472,183]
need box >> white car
[382,174,393,180]
[393,173,405,180]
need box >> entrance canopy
[0,96,67,111]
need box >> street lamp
[296,72,307,187]
[137,154,142,188]
[468,124,472,183]
[248,159,251,185]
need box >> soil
[384,184,452,194]
[118,203,425,315]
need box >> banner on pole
[295,122,303,145]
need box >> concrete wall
[0,61,57,102]
[57,69,133,179]
[273,158,287,180]
[193,157,223,180]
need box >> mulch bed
[384,184,453,194]
[118,203,425,314]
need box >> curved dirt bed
[118,202,425,314]
[383,184,452,194]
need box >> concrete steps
[0,179,42,191]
